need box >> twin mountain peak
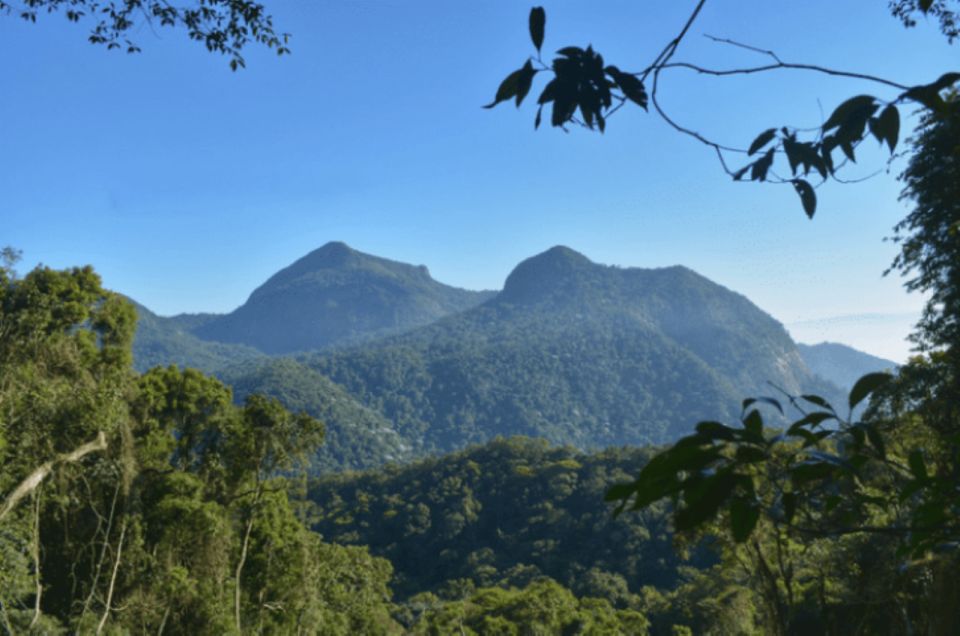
[131,241,896,469]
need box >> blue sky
[2,1,956,361]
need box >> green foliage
[221,357,413,471]
[890,99,960,353]
[131,298,262,374]
[409,578,650,635]
[0,263,402,634]
[309,437,705,602]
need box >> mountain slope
[797,342,899,391]
[219,358,413,471]
[193,242,495,354]
[301,246,838,456]
[130,300,262,373]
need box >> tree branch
[0,431,108,523]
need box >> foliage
[605,95,960,634]
[0,261,402,634]
[309,437,705,602]
[890,0,960,42]
[407,578,651,635]
[486,5,959,217]
[0,0,289,69]
[889,99,960,353]
[221,357,413,471]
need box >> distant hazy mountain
[797,342,899,391]
[298,246,840,457]
[130,300,262,374]
[192,241,495,355]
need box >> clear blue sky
[2,1,955,361]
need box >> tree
[485,3,959,218]
[605,99,960,633]
[0,0,289,69]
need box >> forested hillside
[301,246,841,457]
[131,299,263,373]
[309,437,699,600]
[221,357,415,471]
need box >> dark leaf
[751,148,775,181]
[864,424,886,459]
[792,179,817,219]
[529,7,545,52]
[783,136,802,175]
[800,394,834,410]
[730,498,760,542]
[538,79,557,104]
[736,446,767,464]
[755,397,784,416]
[783,492,797,523]
[791,461,835,486]
[675,472,737,531]
[604,482,636,502]
[822,95,877,132]
[902,74,960,113]
[557,46,584,57]
[876,105,900,153]
[908,450,927,480]
[848,372,892,410]
[696,421,738,441]
[840,140,856,162]
[515,60,537,107]
[484,67,525,109]
[748,128,777,156]
[606,66,648,110]
[743,409,764,440]
[790,411,837,429]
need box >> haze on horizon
[3,1,952,363]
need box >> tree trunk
[234,485,262,635]
[28,489,42,629]
[80,482,121,624]
[96,519,127,635]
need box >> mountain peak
[296,241,360,269]
[499,246,596,304]
[193,242,494,354]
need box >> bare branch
[0,431,108,523]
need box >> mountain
[797,342,899,391]
[130,299,262,373]
[192,241,495,354]
[299,246,840,457]
[219,358,414,471]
